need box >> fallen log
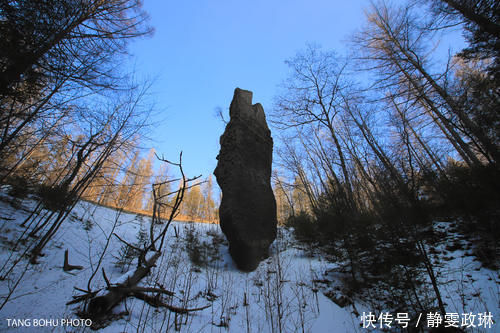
[87,251,161,316]
[74,154,209,329]
[85,250,208,322]
[63,249,83,271]
[132,291,210,314]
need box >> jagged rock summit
[214,88,277,271]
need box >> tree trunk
[87,251,161,316]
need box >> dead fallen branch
[70,153,207,328]
[132,291,210,313]
[86,251,161,316]
[63,249,83,272]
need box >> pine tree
[147,162,171,215]
[273,174,294,225]
[129,148,154,211]
[117,149,140,208]
[182,185,203,219]
[201,175,216,221]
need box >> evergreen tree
[201,175,216,221]
[182,185,203,219]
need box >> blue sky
[128,0,368,179]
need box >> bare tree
[0,0,152,177]
[273,44,355,207]
[70,153,209,328]
[353,1,498,166]
[28,86,152,260]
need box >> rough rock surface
[214,88,277,271]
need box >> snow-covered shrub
[136,221,148,248]
[113,223,148,272]
[114,242,139,272]
[185,224,210,268]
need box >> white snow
[0,194,498,332]
[113,269,136,286]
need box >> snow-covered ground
[0,192,498,332]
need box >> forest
[0,0,498,332]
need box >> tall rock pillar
[214,88,277,271]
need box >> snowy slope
[0,193,498,332]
